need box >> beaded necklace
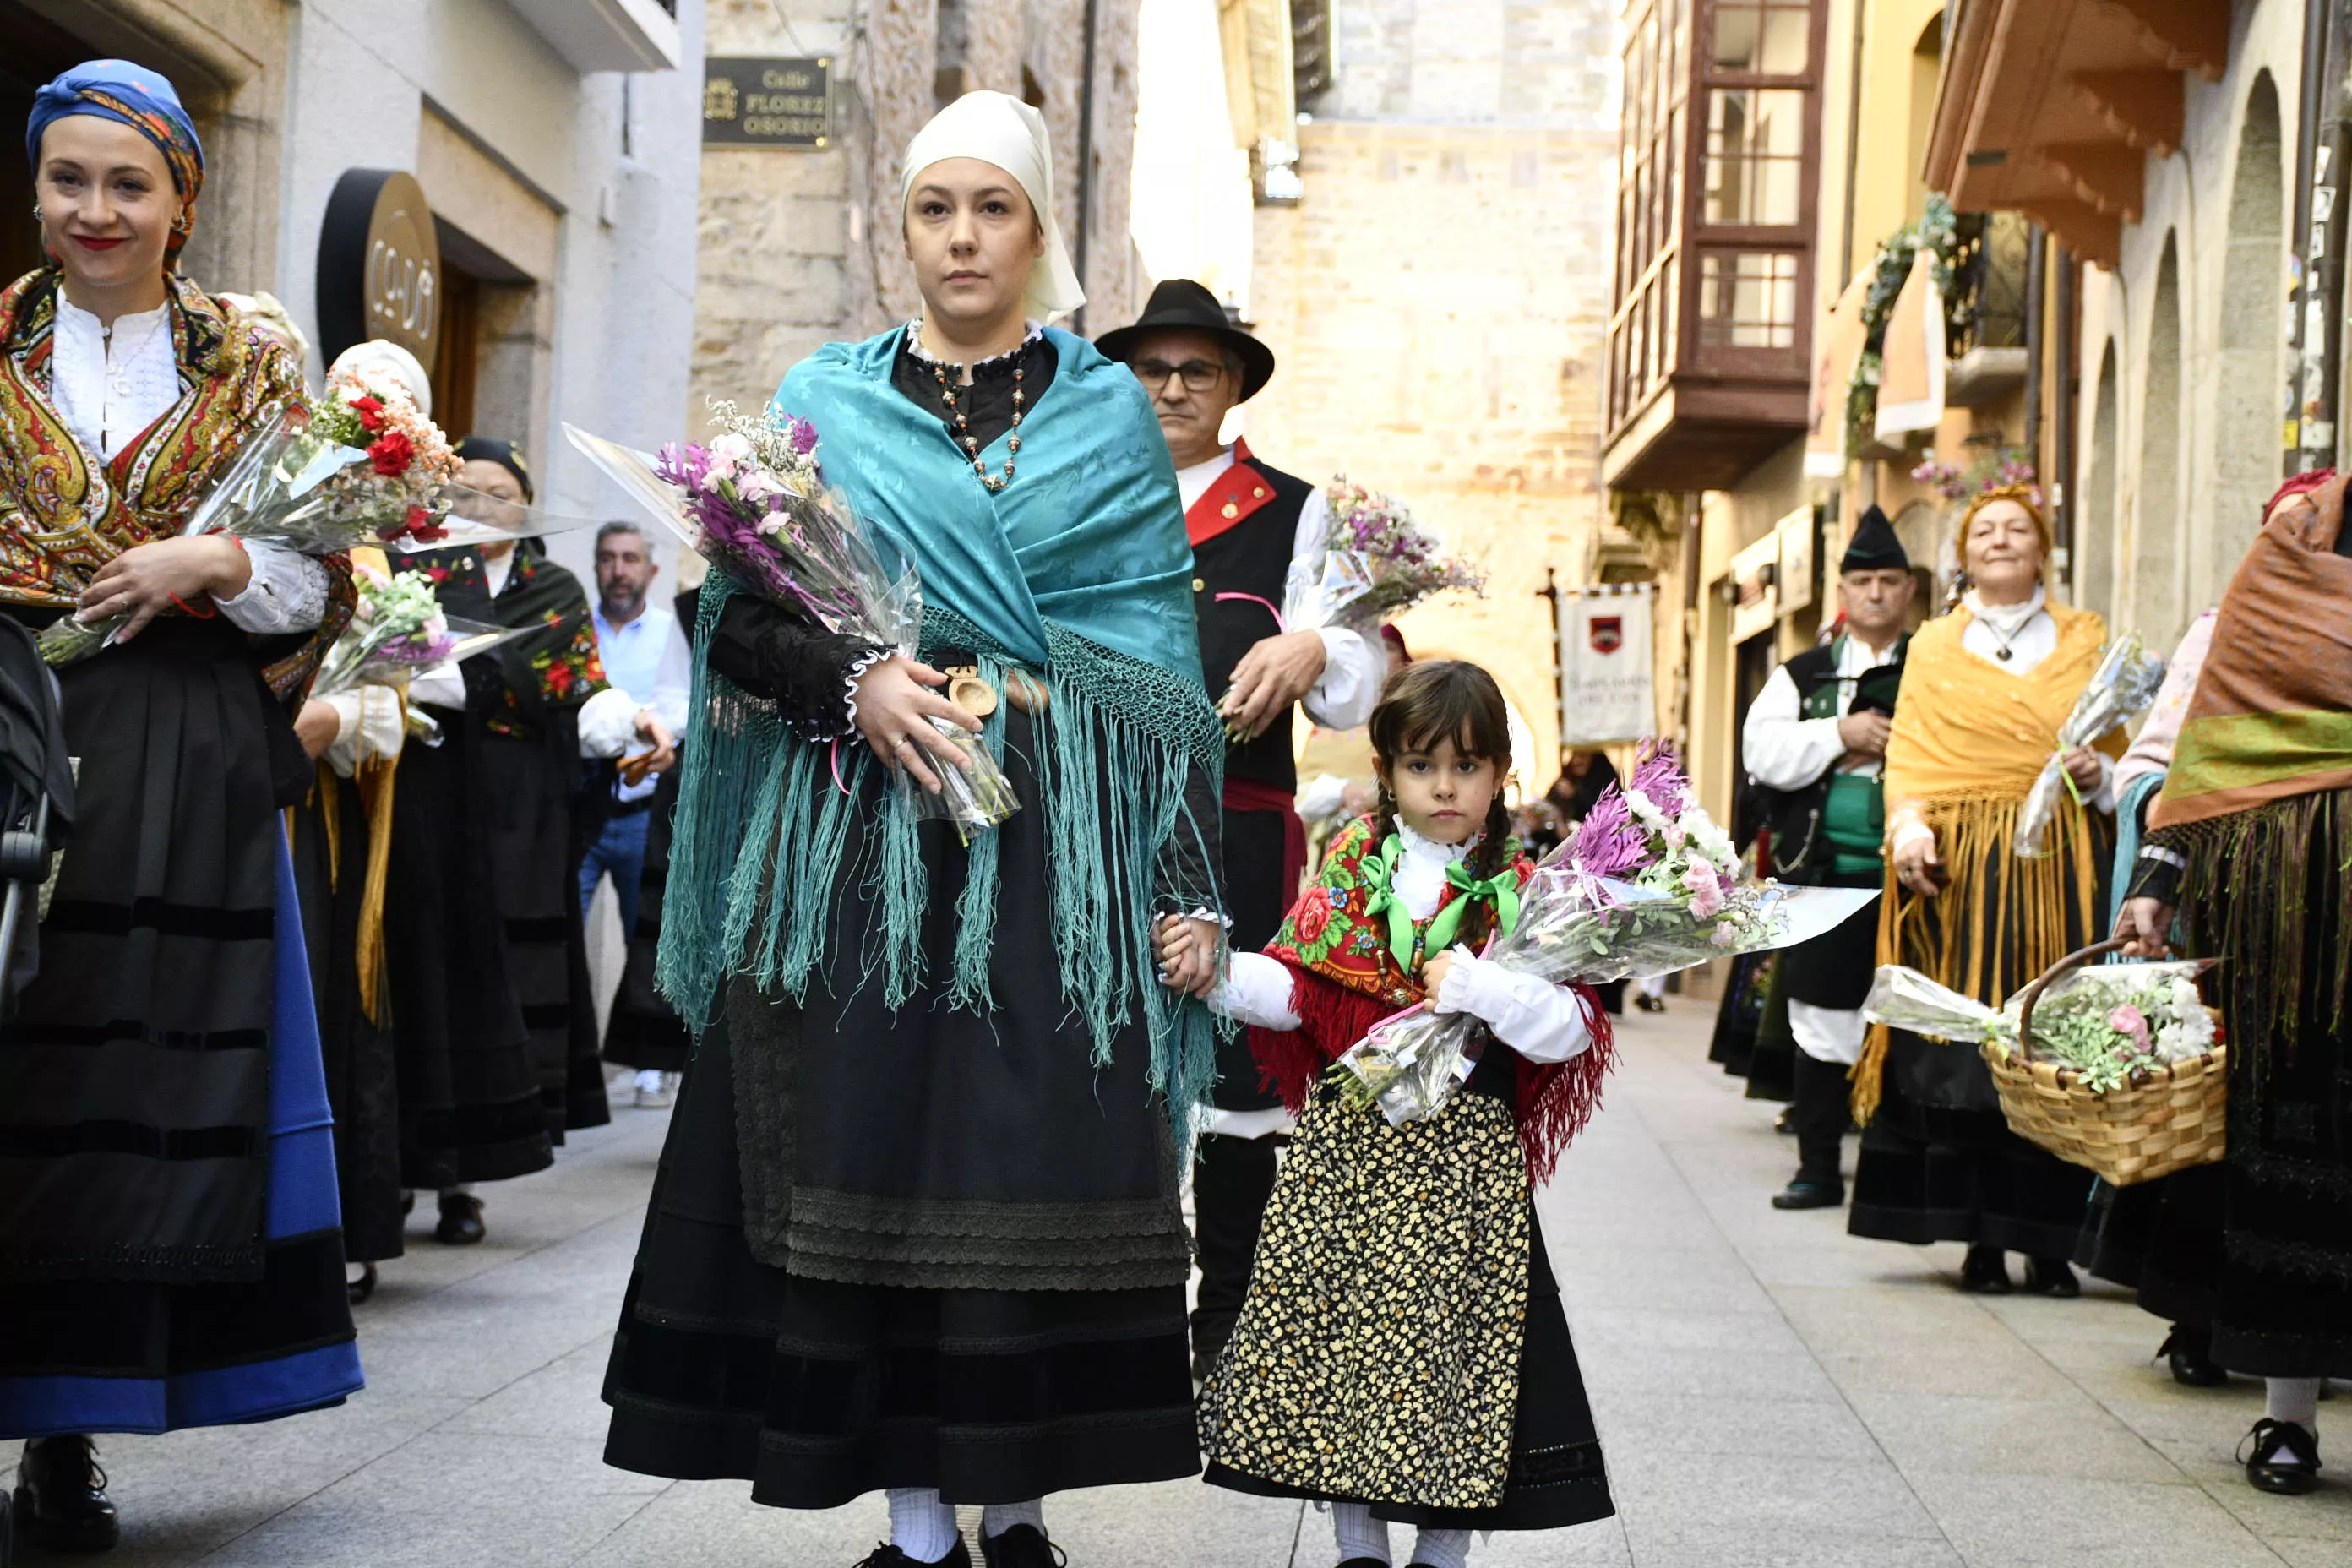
[926,352,1024,492]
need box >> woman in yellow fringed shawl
[1847,487,2126,1296]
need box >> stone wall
[1244,0,1620,784]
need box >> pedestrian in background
[578,520,686,1108]
[1742,509,1913,1211]
[1097,277,1383,1380]
[1849,487,2121,1296]
[2118,469,2352,1495]
[0,60,362,1551]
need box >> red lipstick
[69,235,128,252]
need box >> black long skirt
[479,736,609,1137]
[2074,1167,2225,1330]
[1706,950,1772,1080]
[601,768,690,1075]
[290,770,406,1263]
[384,715,553,1190]
[601,1010,1199,1505]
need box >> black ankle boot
[2159,1324,2229,1387]
[1959,1245,2012,1293]
[14,1434,120,1552]
[434,1191,486,1245]
[978,1524,1065,1566]
[2242,1418,2321,1494]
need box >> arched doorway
[2085,339,2121,619]
[2137,236,2184,643]
[2211,73,2284,596]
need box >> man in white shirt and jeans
[580,522,690,1107]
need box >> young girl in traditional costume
[0,60,362,1550]
[600,92,1223,1568]
[1173,659,1618,1568]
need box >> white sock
[634,1069,664,1092]
[1410,1528,1471,1568]
[886,1488,961,1562]
[980,1499,1044,1538]
[2268,1376,2323,1432]
[1331,1501,1391,1564]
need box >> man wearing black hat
[1098,280,1380,1377]
[1741,507,1914,1211]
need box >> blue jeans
[579,808,651,938]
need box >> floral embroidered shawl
[1257,813,1610,1179]
[0,266,353,696]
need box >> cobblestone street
[35,1006,2352,1568]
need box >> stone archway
[2211,72,2285,596]
[2085,338,2120,618]
[2137,236,2184,643]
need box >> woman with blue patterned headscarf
[0,60,362,1554]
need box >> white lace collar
[901,318,1044,371]
[1964,584,2047,638]
[1391,815,1482,922]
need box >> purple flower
[656,440,711,491]
[1568,791,1649,879]
[782,416,820,455]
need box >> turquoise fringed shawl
[658,325,1226,1127]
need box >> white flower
[1624,787,1672,836]
[1680,808,1739,873]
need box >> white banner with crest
[1558,584,1656,746]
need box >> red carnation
[368,432,415,476]
[1294,889,1331,945]
[399,504,448,543]
[352,395,386,434]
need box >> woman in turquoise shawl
[600,94,1224,1567]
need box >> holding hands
[1154,914,1223,997]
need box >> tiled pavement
[20,1005,2352,1567]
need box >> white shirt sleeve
[1289,487,1383,730]
[1208,951,1304,1032]
[1434,950,1592,1064]
[408,661,466,712]
[214,541,331,634]
[577,686,642,759]
[1294,773,1350,825]
[1741,664,1845,791]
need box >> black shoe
[978,1526,1064,1567]
[1634,991,1666,1014]
[14,1434,120,1552]
[2242,1418,2321,1495]
[2024,1256,2081,1298]
[347,1262,378,1305]
[1773,1178,1844,1211]
[2159,1324,2229,1387]
[433,1192,486,1246]
[1959,1245,2013,1294]
[1337,1561,1387,1568]
[854,1543,973,1568]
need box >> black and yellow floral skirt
[1198,1069,1614,1530]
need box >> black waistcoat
[1757,635,1907,879]
[1190,456,1315,792]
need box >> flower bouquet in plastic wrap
[1336,752,1880,1126]
[309,561,529,699]
[41,363,569,667]
[1862,960,2218,1093]
[2012,630,2166,856]
[565,406,1019,842]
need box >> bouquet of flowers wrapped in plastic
[1277,478,1482,637]
[1862,961,2219,1092]
[1337,752,1881,1125]
[565,406,1019,842]
[38,362,564,667]
[308,562,530,699]
[2012,630,2166,856]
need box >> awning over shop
[1874,248,1946,442]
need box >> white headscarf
[328,339,434,418]
[899,90,1085,324]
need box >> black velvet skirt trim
[602,768,691,1074]
[1848,1059,2094,1258]
[602,1015,1200,1507]
[1201,1224,1614,1532]
[0,620,280,1282]
[2073,1166,2224,1330]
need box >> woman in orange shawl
[1848,487,2125,1295]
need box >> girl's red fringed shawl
[1250,814,1615,1180]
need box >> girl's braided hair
[1369,659,1515,956]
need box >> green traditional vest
[1763,632,1906,880]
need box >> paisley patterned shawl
[0,266,354,695]
[1257,813,1611,1180]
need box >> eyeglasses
[1130,358,1228,393]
